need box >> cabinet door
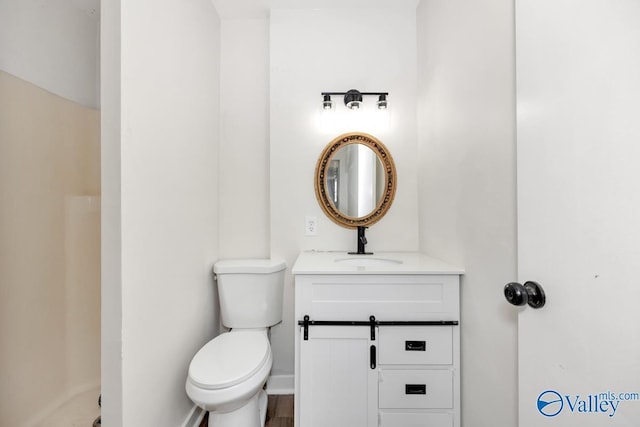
[299,326,378,427]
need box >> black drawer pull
[405,340,426,351]
[405,384,426,395]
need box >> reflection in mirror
[327,160,340,207]
[315,132,396,229]
[326,144,385,217]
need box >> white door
[515,0,640,425]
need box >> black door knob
[504,281,546,309]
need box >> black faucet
[348,226,373,255]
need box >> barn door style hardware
[298,315,459,341]
[299,315,379,340]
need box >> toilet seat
[188,331,270,390]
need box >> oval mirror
[314,132,397,229]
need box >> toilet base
[208,389,268,427]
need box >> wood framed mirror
[314,132,397,229]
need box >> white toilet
[186,259,286,427]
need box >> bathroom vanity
[292,251,463,427]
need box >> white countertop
[291,251,464,275]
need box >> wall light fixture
[321,89,389,111]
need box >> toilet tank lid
[213,259,287,274]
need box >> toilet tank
[213,259,287,329]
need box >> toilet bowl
[186,330,272,427]
[185,259,286,427]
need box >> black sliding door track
[298,315,459,340]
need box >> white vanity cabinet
[292,252,463,427]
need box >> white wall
[100,0,123,423]
[101,0,222,425]
[416,1,518,426]
[0,0,100,108]
[269,3,420,377]
[219,18,271,259]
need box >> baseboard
[181,405,205,427]
[266,374,294,395]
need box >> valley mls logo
[538,390,564,417]
[537,389,640,418]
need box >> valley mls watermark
[537,389,640,418]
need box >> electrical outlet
[305,216,318,236]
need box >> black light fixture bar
[321,91,389,96]
[321,90,390,110]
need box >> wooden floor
[199,395,293,427]
[266,395,294,427]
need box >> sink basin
[335,257,403,267]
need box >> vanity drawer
[379,411,453,427]
[379,326,453,365]
[379,369,453,409]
